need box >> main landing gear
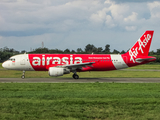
[21,70,25,79]
[72,73,79,79]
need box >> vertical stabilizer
[123,30,154,63]
[129,30,154,56]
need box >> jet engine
[48,67,70,77]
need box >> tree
[120,50,126,54]
[3,46,9,52]
[85,44,97,53]
[77,48,83,53]
[149,50,155,55]
[71,50,76,53]
[30,47,49,53]
[112,49,120,54]
[64,49,70,53]
[9,48,14,52]
[104,44,110,54]
[21,50,26,54]
[97,47,103,53]
[0,51,13,62]
[48,49,63,54]
[156,49,160,55]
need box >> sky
[0,0,160,52]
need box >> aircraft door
[20,56,25,65]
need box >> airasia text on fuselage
[31,55,83,66]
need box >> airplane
[2,30,156,79]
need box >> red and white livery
[2,30,156,79]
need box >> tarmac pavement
[0,78,160,83]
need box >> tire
[75,75,79,79]
[73,74,79,79]
[21,75,25,79]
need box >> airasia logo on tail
[138,34,151,54]
[129,34,151,63]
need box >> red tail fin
[129,30,154,56]
[124,30,154,63]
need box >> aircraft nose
[2,62,7,68]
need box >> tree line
[0,44,160,63]
[29,44,125,54]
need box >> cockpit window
[8,58,15,61]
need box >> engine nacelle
[48,67,70,77]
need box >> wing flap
[65,62,95,68]
[56,62,95,71]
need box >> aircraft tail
[129,30,154,56]
[123,30,155,63]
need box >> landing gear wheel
[75,75,79,79]
[72,74,79,79]
[21,70,25,79]
[21,75,25,79]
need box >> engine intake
[48,67,70,77]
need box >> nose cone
[2,62,7,69]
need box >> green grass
[1,70,160,78]
[0,63,3,69]
[1,63,160,78]
[0,83,160,120]
[127,64,160,70]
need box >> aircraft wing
[61,62,95,70]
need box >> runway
[0,78,160,83]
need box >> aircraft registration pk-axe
[2,30,156,79]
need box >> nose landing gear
[21,70,25,79]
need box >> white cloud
[90,0,138,29]
[109,3,129,21]
[105,15,116,28]
[125,26,137,31]
[148,1,160,19]
[104,0,113,4]
[0,0,160,51]
[147,1,160,10]
[90,8,108,23]
[124,12,138,22]
[0,15,5,24]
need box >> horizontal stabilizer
[135,58,156,63]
